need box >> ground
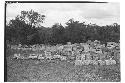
[6,49,120,82]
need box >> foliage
[6,10,45,45]
[16,9,45,27]
[6,11,120,45]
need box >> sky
[6,2,120,27]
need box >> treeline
[6,10,120,45]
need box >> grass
[6,48,120,82]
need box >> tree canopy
[6,10,120,45]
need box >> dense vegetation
[6,10,120,45]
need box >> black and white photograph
[5,1,120,82]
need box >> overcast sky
[6,2,120,27]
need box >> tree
[65,19,87,43]
[51,23,65,44]
[16,9,45,27]
[6,10,45,44]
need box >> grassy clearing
[6,49,120,82]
